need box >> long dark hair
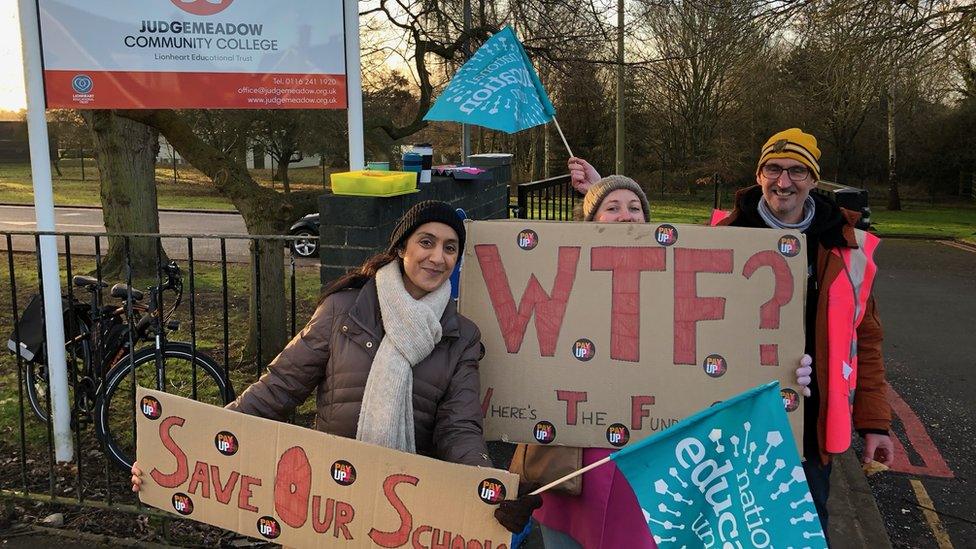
[319,249,400,304]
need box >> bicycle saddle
[72,275,108,290]
[110,284,144,301]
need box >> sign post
[18,0,368,461]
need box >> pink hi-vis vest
[824,228,879,453]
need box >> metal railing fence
[1,229,320,544]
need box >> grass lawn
[869,200,976,244]
[0,162,332,211]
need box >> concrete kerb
[826,449,893,548]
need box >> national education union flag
[611,382,827,548]
[424,26,556,134]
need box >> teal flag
[611,382,826,548]
[424,26,555,133]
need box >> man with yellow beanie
[568,129,894,537]
[714,128,893,535]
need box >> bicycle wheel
[25,318,91,423]
[95,342,235,471]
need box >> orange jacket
[718,187,891,464]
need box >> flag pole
[552,117,574,158]
[528,456,612,496]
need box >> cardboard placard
[136,388,517,548]
[458,220,807,449]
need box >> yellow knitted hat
[757,128,821,181]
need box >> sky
[1,0,26,110]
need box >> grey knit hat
[581,175,650,222]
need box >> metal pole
[17,0,73,462]
[344,0,364,170]
[615,0,625,174]
[461,0,472,163]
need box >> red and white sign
[39,0,347,109]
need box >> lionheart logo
[140,396,162,420]
[331,460,357,486]
[607,423,631,447]
[533,420,556,444]
[572,338,596,362]
[703,354,728,378]
[516,229,539,250]
[642,424,824,548]
[655,224,678,246]
[478,478,507,504]
[171,0,235,16]
[778,235,801,257]
[71,75,93,95]
[171,493,194,515]
[257,516,281,539]
[781,388,800,412]
[214,431,238,456]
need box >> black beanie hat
[388,200,466,253]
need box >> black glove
[493,484,543,533]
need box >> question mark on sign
[742,250,794,366]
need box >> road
[869,239,976,548]
[0,205,289,263]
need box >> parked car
[287,213,320,258]
[813,180,872,230]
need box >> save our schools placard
[612,382,827,548]
[136,388,518,548]
[458,220,808,449]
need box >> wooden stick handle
[528,455,613,496]
[553,117,575,159]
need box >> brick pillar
[318,163,511,286]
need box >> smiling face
[397,222,459,299]
[756,157,817,224]
[593,189,647,223]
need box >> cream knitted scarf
[355,261,451,452]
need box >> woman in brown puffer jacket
[132,201,491,487]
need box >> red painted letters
[556,390,588,425]
[631,396,656,430]
[275,446,312,528]
[150,416,189,488]
[590,247,667,362]
[475,245,580,356]
[673,249,733,364]
[742,250,794,366]
[368,474,419,547]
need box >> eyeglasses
[761,163,811,182]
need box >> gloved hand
[494,483,543,533]
[795,354,813,397]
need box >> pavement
[827,450,892,549]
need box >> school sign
[39,0,347,109]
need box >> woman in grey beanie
[576,175,651,222]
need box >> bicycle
[7,261,236,471]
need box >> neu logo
[214,431,238,456]
[478,478,506,504]
[257,516,281,539]
[778,235,801,257]
[533,420,556,444]
[655,224,678,246]
[140,396,162,420]
[171,493,193,515]
[331,460,357,486]
[703,354,728,378]
[516,229,539,251]
[171,0,235,16]
[71,75,93,94]
[780,388,800,412]
[606,423,631,447]
[572,338,596,361]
